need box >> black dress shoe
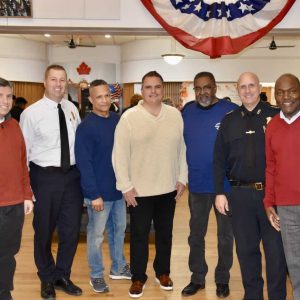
[181,282,205,296]
[54,277,82,296]
[216,283,230,298]
[41,282,56,299]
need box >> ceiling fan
[254,36,295,50]
[65,35,96,49]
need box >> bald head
[237,72,261,111]
[237,72,259,87]
[275,73,300,89]
[275,73,300,119]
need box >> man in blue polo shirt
[182,72,237,298]
[75,79,131,294]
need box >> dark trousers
[128,191,176,283]
[188,192,233,285]
[0,203,24,300]
[229,187,287,300]
[29,163,83,282]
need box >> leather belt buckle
[254,182,263,190]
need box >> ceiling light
[162,38,184,65]
[44,33,51,38]
[105,34,111,39]
[161,54,184,65]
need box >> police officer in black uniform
[213,72,287,300]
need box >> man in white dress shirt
[20,65,83,299]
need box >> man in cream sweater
[113,71,187,298]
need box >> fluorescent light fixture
[44,33,51,38]
[105,34,111,39]
[161,54,184,65]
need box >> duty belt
[230,181,265,191]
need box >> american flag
[0,0,31,17]
[141,0,295,58]
[109,83,123,100]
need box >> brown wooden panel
[164,82,182,109]
[261,87,272,104]
[123,83,134,108]
[12,81,45,107]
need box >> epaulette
[269,104,279,109]
[225,109,235,116]
[268,104,280,113]
[261,101,278,109]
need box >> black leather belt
[230,181,265,191]
[30,162,75,172]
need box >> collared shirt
[20,96,81,167]
[280,110,300,124]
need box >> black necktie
[58,103,70,172]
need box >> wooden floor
[14,190,293,300]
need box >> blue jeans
[85,198,127,278]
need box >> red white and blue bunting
[141,0,295,58]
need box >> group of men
[183,71,300,300]
[1,64,300,300]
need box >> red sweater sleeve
[20,130,33,200]
[264,124,276,208]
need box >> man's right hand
[123,188,138,207]
[215,194,229,215]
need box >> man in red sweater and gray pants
[264,73,300,299]
[0,77,33,300]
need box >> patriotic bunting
[141,0,295,58]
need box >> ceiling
[0,26,169,46]
[2,33,167,47]
[1,28,300,48]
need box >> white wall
[48,44,121,83]
[0,37,120,83]
[121,38,300,83]
[0,0,159,29]
[0,36,47,82]
[1,35,300,86]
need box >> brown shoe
[129,281,145,298]
[155,274,173,290]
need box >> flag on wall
[109,83,122,100]
[141,0,295,58]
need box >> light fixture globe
[162,54,184,65]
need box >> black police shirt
[214,101,279,194]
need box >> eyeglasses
[193,86,213,93]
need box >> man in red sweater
[264,73,300,299]
[0,77,33,300]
